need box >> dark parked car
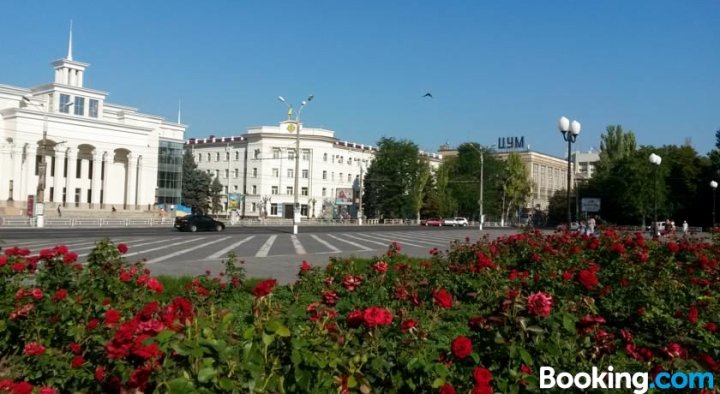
[174,215,225,232]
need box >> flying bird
[422,92,433,98]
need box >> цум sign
[498,136,525,150]
[581,198,601,213]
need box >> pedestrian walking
[683,220,688,234]
[587,216,596,236]
[57,205,62,217]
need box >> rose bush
[0,229,717,393]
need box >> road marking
[326,234,373,251]
[310,234,341,252]
[383,232,442,245]
[206,236,256,260]
[358,232,429,248]
[122,237,209,257]
[290,235,306,255]
[255,235,277,257]
[78,237,185,258]
[145,236,231,264]
[344,233,398,247]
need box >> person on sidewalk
[57,205,62,217]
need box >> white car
[442,218,458,226]
[454,217,469,227]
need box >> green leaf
[197,367,217,383]
[168,377,194,391]
[267,320,282,333]
[276,325,291,337]
[562,314,575,333]
[262,333,275,345]
[518,348,533,366]
[347,376,358,388]
[431,378,445,388]
[526,325,545,334]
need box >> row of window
[196,149,370,166]
[59,94,99,118]
[206,168,357,184]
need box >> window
[207,153,211,162]
[340,173,343,182]
[233,185,238,191]
[235,151,240,160]
[272,168,279,177]
[288,150,295,160]
[225,169,229,178]
[302,150,310,160]
[300,204,308,216]
[89,99,99,118]
[322,187,327,197]
[215,170,220,178]
[252,185,257,194]
[226,152,230,161]
[302,169,308,179]
[59,94,71,113]
[251,202,256,212]
[287,169,294,178]
[271,186,278,195]
[323,170,327,180]
[234,169,239,178]
[323,153,328,162]
[339,156,344,164]
[301,187,308,196]
[332,172,335,181]
[273,149,280,159]
[348,174,352,182]
[286,186,293,195]
[252,168,258,178]
[271,203,278,215]
[72,97,84,116]
[224,186,228,194]
[216,152,220,161]
[198,154,202,162]
[254,149,261,159]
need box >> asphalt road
[0,225,520,283]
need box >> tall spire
[67,20,73,60]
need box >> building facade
[495,150,573,211]
[0,41,185,215]
[571,150,601,181]
[188,121,442,219]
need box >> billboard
[228,193,242,209]
[335,188,353,205]
[581,198,601,213]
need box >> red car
[421,218,443,227]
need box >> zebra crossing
[1,229,480,263]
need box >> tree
[503,152,532,222]
[409,158,432,222]
[210,177,224,213]
[363,138,425,219]
[599,125,637,164]
[181,150,212,214]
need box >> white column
[12,145,23,201]
[65,148,77,207]
[126,152,137,209]
[24,145,37,202]
[0,143,11,201]
[80,158,90,205]
[91,150,102,207]
[136,155,143,208]
[52,146,66,204]
[101,152,110,208]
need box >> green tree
[598,125,637,164]
[210,176,224,213]
[181,150,212,214]
[434,160,458,218]
[409,158,432,222]
[503,152,532,222]
[363,138,424,219]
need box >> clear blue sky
[2,1,718,157]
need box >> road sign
[581,198,601,213]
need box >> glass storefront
[156,140,183,205]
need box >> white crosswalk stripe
[78,237,184,258]
[290,235,306,255]
[122,237,209,258]
[255,235,277,257]
[363,232,435,247]
[205,236,256,260]
[145,236,231,264]
[310,234,341,252]
[326,234,373,251]
[343,233,394,247]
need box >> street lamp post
[649,153,662,236]
[710,180,718,229]
[278,95,313,235]
[558,116,581,226]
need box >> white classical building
[188,121,442,219]
[0,37,185,216]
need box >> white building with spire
[0,29,185,217]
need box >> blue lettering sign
[497,136,526,150]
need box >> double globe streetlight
[649,153,662,236]
[711,180,718,229]
[558,116,581,226]
[277,95,313,235]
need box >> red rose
[472,386,493,394]
[23,342,46,356]
[451,335,473,359]
[70,355,85,368]
[105,309,121,327]
[473,367,493,385]
[95,366,106,382]
[439,383,456,394]
[11,262,26,272]
[667,242,680,254]
[51,289,68,302]
[117,243,129,254]
[128,367,152,389]
[526,292,553,317]
[698,353,719,372]
[252,279,277,297]
[0,255,6,266]
[39,249,54,259]
[39,387,57,394]
[63,252,78,264]
[363,306,392,328]
[520,364,532,375]
[433,288,453,309]
[688,305,699,324]
[146,278,164,294]
[12,382,34,394]
[69,342,82,354]
[373,261,388,273]
[401,319,417,333]
[346,310,364,328]
[322,291,339,306]
[342,275,363,292]
[705,322,718,333]
[577,269,599,290]
[300,260,311,273]
[663,343,687,359]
